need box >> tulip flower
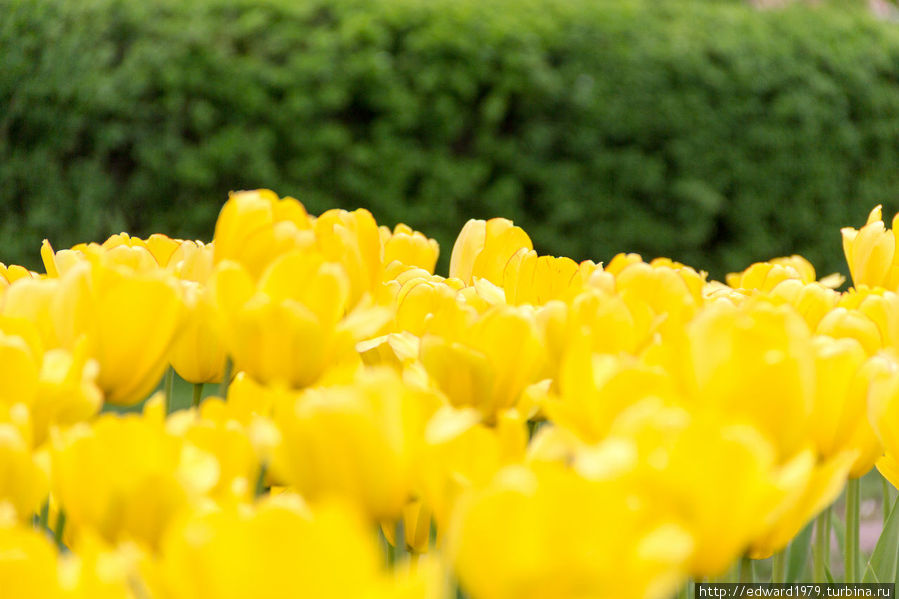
[842,205,899,289]
[49,257,182,406]
[380,223,440,275]
[168,282,227,384]
[270,368,434,520]
[0,521,62,599]
[213,249,388,389]
[213,189,314,279]
[679,300,816,459]
[449,218,533,286]
[160,497,382,599]
[451,460,693,599]
[419,303,548,420]
[51,410,219,549]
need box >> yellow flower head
[449,218,533,286]
[212,189,314,280]
[841,205,899,289]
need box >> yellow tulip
[314,208,383,306]
[680,300,815,459]
[0,421,48,521]
[50,258,182,406]
[419,303,547,420]
[271,369,433,520]
[451,460,693,599]
[449,218,533,286]
[213,249,387,389]
[212,189,314,279]
[606,401,811,577]
[765,280,839,330]
[0,520,62,599]
[417,406,526,541]
[51,410,219,549]
[167,239,215,284]
[168,282,227,384]
[160,496,383,599]
[58,537,154,599]
[749,449,856,559]
[0,317,100,445]
[165,398,264,502]
[727,256,843,292]
[381,223,440,274]
[842,205,899,289]
[502,248,587,306]
[816,307,883,355]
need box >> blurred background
[3,0,899,278]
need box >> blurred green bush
[2,0,899,278]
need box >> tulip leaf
[862,495,899,584]
[825,565,835,584]
[787,522,814,582]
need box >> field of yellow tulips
[6,190,899,598]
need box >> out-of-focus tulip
[765,280,839,330]
[51,410,219,549]
[0,421,47,521]
[50,258,182,406]
[451,460,693,599]
[417,407,526,540]
[502,249,586,306]
[679,300,816,459]
[167,240,215,284]
[212,189,314,279]
[58,535,153,599]
[842,205,899,289]
[607,401,811,577]
[271,369,434,520]
[213,249,387,389]
[749,449,856,559]
[381,223,440,274]
[160,496,383,599]
[419,303,547,420]
[168,282,227,384]
[0,520,62,599]
[449,218,533,286]
[816,307,882,355]
[314,208,382,306]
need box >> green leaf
[862,494,899,584]
[787,522,814,582]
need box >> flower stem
[883,474,892,525]
[254,462,268,498]
[846,478,860,582]
[219,358,233,399]
[53,509,66,549]
[192,383,204,409]
[163,367,174,415]
[772,548,787,583]
[740,555,753,583]
[813,509,830,583]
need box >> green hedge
[3,0,899,278]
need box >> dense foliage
[3,0,899,275]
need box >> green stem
[163,367,174,415]
[883,474,892,526]
[677,580,690,599]
[772,548,787,583]
[53,509,66,549]
[813,509,830,583]
[739,555,753,583]
[254,462,268,498]
[192,383,204,409]
[219,358,233,399]
[846,477,860,582]
[37,501,49,531]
